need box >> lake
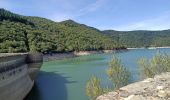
[25,48,170,100]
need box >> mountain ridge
[0,8,118,53]
[102,30,170,48]
[0,8,170,53]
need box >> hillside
[0,9,117,53]
[1,8,170,53]
[103,30,170,48]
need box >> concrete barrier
[0,53,43,100]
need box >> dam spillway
[0,53,43,100]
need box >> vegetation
[107,55,131,90]
[103,30,170,48]
[0,8,34,25]
[138,53,170,78]
[86,55,131,100]
[86,76,103,100]
[86,53,170,99]
[1,8,170,53]
[0,8,118,53]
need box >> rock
[124,95,135,100]
[142,78,154,83]
[157,90,167,98]
[119,90,129,97]
[156,86,164,90]
[165,90,170,97]
[124,95,145,100]
[146,96,160,100]
[96,72,170,100]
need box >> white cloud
[50,0,107,21]
[0,0,107,22]
[77,0,106,15]
[111,11,170,31]
[50,13,72,22]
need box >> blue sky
[0,0,170,31]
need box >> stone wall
[0,53,43,100]
[97,72,170,100]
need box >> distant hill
[102,30,170,48]
[0,8,117,53]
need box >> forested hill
[102,30,170,48]
[0,8,118,53]
[1,8,170,53]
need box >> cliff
[97,72,170,100]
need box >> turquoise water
[26,48,170,100]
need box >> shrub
[86,76,103,100]
[86,55,131,99]
[138,53,170,78]
[106,55,131,90]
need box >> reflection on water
[25,71,76,100]
[56,55,105,65]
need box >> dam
[0,53,43,100]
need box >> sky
[0,0,170,31]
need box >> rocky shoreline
[42,46,170,61]
[127,46,170,50]
[43,53,77,61]
[43,49,127,61]
[97,72,170,100]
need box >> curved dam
[0,53,43,100]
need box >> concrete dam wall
[0,53,43,100]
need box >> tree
[0,8,118,53]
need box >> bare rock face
[97,72,170,100]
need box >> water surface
[26,48,170,100]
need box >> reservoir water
[26,48,170,100]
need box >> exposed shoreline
[127,46,170,50]
[43,49,127,61]
[43,47,170,61]
[43,53,77,61]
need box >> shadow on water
[24,71,76,100]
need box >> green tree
[0,9,119,53]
